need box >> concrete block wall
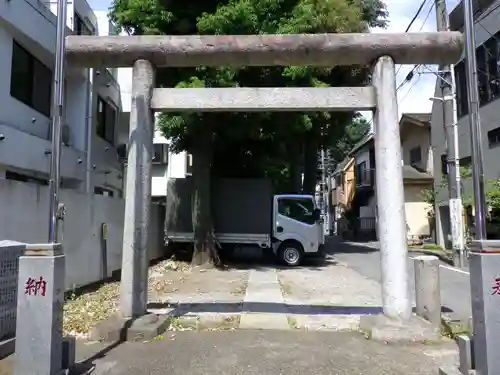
[0,179,165,290]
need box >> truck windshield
[278,197,315,225]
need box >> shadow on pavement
[147,301,383,316]
[72,340,122,375]
[222,254,338,271]
[147,301,453,316]
[325,237,379,255]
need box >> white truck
[164,178,325,266]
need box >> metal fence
[0,241,24,341]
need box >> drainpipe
[84,68,93,193]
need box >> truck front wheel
[278,241,304,267]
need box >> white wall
[0,180,165,290]
[401,126,433,173]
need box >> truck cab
[272,194,325,266]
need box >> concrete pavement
[77,331,458,375]
[330,238,472,324]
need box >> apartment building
[431,0,500,247]
[0,0,123,195]
[0,0,165,289]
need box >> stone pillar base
[89,313,171,342]
[359,314,440,343]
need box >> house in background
[332,133,376,239]
[399,113,434,240]
[431,0,500,247]
[332,113,434,241]
[331,156,356,234]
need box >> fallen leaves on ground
[63,282,119,337]
[63,258,191,336]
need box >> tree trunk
[191,129,219,267]
[302,132,319,195]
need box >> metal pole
[47,0,67,243]
[463,0,487,240]
[435,0,465,266]
[320,148,328,232]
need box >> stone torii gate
[65,32,461,338]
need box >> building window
[409,146,422,165]
[487,127,500,148]
[5,170,48,185]
[94,186,114,197]
[355,161,367,185]
[186,153,193,175]
[96,96,116,144]
[74,13,92,35]
[460,156,472,167]
[10,41,52,117]
[455,61,468,117]
[485,38,500,100]
[456,31,500,118]
[477,46,489,105]
[441,154,448,175]
[153,144,168,164]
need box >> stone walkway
[145,256,386,331]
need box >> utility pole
[435,0,465,266]
[47,0,68,242]
[320,148,330,235]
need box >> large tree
[110,0,387,266]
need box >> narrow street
[329,238,472,323]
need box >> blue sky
[90,0,461,116]
[88,0,111,11]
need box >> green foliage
[421,165,500,215]
[109,0,387,186]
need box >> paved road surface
[79,331,457,375]
[330,239,471,322]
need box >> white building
[93,12,193,200]
[0,0,164,289]
[0,0,123,195]
[431,0,500,247]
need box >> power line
[419,2,436,31]
[395,0,431,77]
[395,0,436,91]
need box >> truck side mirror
[313,209,321,221]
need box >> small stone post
[413,255,441,327]
[372,56,412,320]
[468,240,500,375]
[120,59,155,318]
[14,243,65,375]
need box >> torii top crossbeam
[65,32,463,68]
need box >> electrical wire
[419,2,436,31]
[395,0,431,77]
[395,0,436,92]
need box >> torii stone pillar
[120,59,155,318]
